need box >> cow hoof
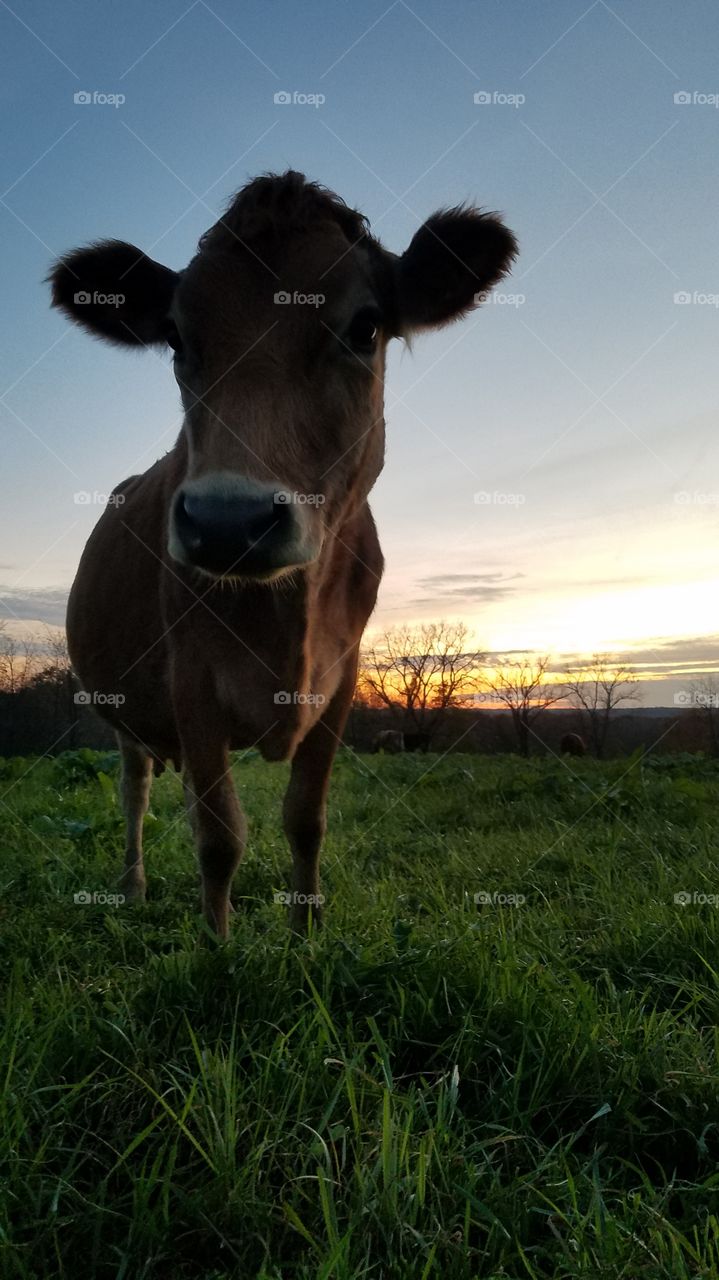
[290,905,323,935]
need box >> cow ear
[394,207,517,332]
[48,240,179,347]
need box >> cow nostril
[177,493,204,551]
[246,505,280,544]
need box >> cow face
[50,172,516,581]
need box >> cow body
[68,451,382,765]
[372,729,404,754]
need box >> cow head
[50,171,517,581]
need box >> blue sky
[1,0,718,701]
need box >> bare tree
[688,675,719,756]
[0,626,38,695]
[38,626,78,743]
[485,655,564,757]
[42,625,71,672]
[0,623,43,754]
[564,654,639,758]
[358,621,483,740]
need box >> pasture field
[1,746,719,1279]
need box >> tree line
[0,622,113,756]
[1,618,717,759]
[356,621,718,758]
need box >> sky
[1,0,718,704]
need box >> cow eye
[346,307,380,354]
[165,321,183,355]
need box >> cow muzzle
[168,474,323,578]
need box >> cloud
[536,635,719,683]
[557,574,658,592]
[411,570,524,605]
[417,571,524,588]
[648,634,719,663]
[483,649,537,662]
[0,585,69,626]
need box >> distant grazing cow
[372,730,405,754]
[560,732,586,757]
[50,170,516,936]
[403,732,431,753]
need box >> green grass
[1,746,719,1278]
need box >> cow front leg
[183,743,246,939]
[117,736,153,902]
[282,655,358,932]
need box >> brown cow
[372,730,405,754]
[50,171,516,936]
[560,732,586,757]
